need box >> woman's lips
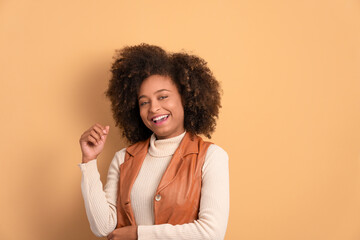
[151,114,169,125]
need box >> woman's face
[138,75,185,139]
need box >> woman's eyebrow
[138,89,171,100]
[155,89,171,94]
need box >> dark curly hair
[106,43,221,144]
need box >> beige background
[1,0,360,239]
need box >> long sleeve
[79,149,126,237]
[137,144,230,240]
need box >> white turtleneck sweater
[79,132,229,239]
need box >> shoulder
[202,144,229,179]
[205,144,228,160]
[202,144,229,170]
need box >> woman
[79,44,229,240]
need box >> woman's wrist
[82,156,96,163]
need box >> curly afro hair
[106,43,221,144]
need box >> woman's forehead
[139,75,177,95]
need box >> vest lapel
[119,138,150,225]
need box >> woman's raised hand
[79,123,110,163]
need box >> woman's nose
[149,100,161,113]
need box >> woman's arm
[136,144,229,240]
[79,149,126,237]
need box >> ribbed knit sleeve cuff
[78,159,100,182]
[78,159,97,170]
[138,225,157,240]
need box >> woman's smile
[151,114,170,125]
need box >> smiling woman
[78,44,229,240]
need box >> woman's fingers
[107,230,114,239]
[104,125,110,134]
[93,124,109,140]
[80,130,97,145]
[87,135,98,146]
[80,124,110,146]
[88,124,107,141]
[94,124,106,135]
[90,129,101,142]
[95,123,109,134]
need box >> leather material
[116,132,212,227]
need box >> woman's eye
[159,96,168,100]
[140,101,149,106]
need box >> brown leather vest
[116,132,212,227]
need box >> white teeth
[153,115,168,122]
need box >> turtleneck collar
[148,131,186,158]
